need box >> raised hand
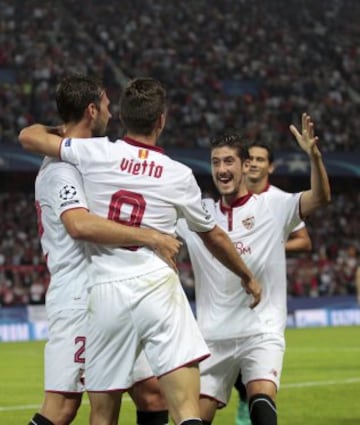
[289,113,320,156]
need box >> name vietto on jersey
[60,136,215,287]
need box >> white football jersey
[35,157,89,315]
[177,190,302,340]
[266,184,306,232]
[60,136,215,285]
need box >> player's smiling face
[247,146,274,183]
[211,146,245,197]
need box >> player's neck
[125,132,157,147]
[246,177,269,195]
[64,122,93,139]
[221,186,249,208]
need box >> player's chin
[216,183,234,195]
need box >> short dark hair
[210,131,249,162]
[120,77,167,136]
[247,141,274,164]
[55,74,104,123]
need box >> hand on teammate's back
[151,232,182,272]
[242,277,262,309]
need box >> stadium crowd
[0,190,359,306]
[1,0,360,151]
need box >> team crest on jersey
[138,149,149,160]
[242,216,255,230]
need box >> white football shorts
[45,308,87,393]
[85,267,210,391]
[130,350,155,384]
[200,333,285,407]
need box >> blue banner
[1,144,360,177]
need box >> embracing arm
[289,113,331,218]
[198,224,261,308]
[286,227,312,252]
[19,124,63,157]
[61,208,181,271]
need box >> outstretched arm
[289,113,331,218]
[19,124,63,157]
[198,225,261,308]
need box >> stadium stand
[1,0,360,151]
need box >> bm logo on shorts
[59,185,77,201]
[242,216,255,230]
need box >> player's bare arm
[19,124,62,157]
[198,225,261,308]
[285,227,312,252]
[61,208,181,272]
[289,113,331,218]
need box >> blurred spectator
[0,189,358,305]
[0,192,48,306]
[1,0,360,151]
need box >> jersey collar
[123,136,164,154]
[219,193,253,213]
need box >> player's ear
[154,113,166,138]
[87,102,99,120]
[268,162,275,175]
[159,113,166,131]
[119,113,125,127]
[242,159,250,174]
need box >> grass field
[1,326,359,424]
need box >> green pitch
[1,326,359,424]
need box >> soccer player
[234,141,312,425]
[176,113,331,425]
[26,74,180,425]
[19,77,261,425]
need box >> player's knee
[41,401,80,425]
[130,381,167,411]
[58,405,79,425]
[249,393,277,425]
